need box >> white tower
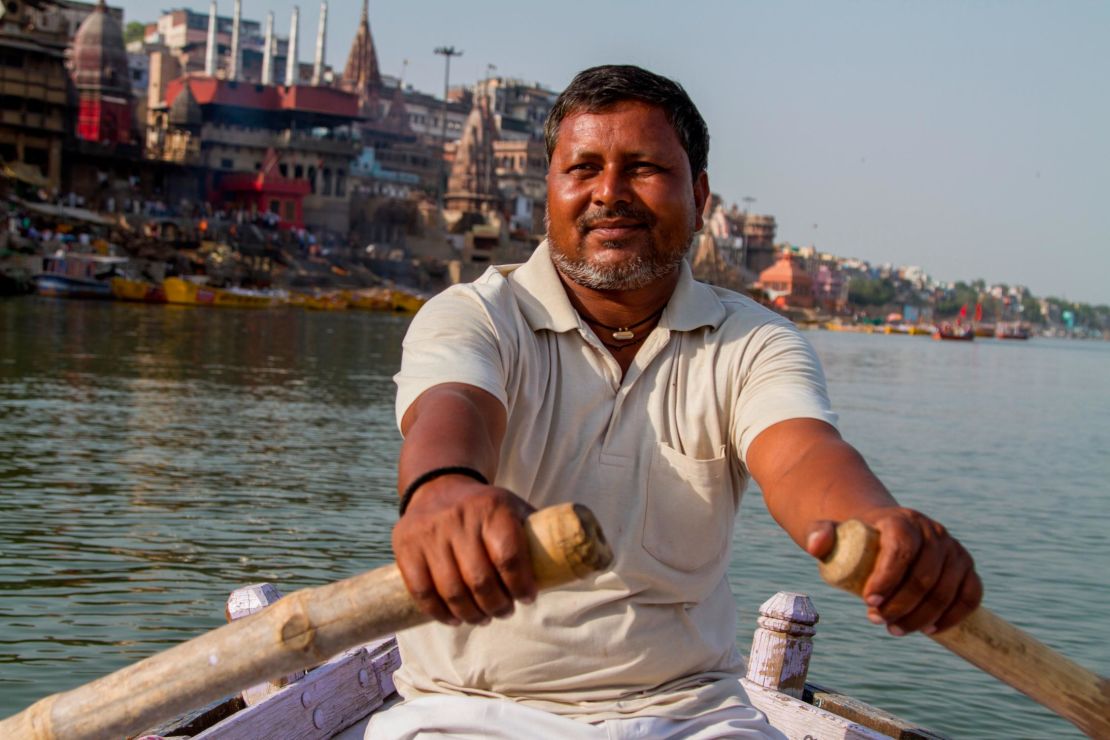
[286,6,300,86]
[261,12,275,85]
[204,0,218,76]
[228,0,242,81]
[312,1,328,86]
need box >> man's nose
[592,167,632,207]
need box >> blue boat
[33,253,128,299]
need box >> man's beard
[546,206,692,291]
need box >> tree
[124,22,145,45]
[847,277,896,307]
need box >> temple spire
[342,0,382,117]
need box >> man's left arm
[748,418,982,636]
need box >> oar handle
[0,503,613,740]
[819,520,1110,737]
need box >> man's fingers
[484,507,537,604]
[452,531,514,620]
[426,540,486,625]
[393,544,456,626]
[804,520,837,560]
[930,561,983,634]
[875,532,947,627]
[861,517,922,607]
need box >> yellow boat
[388,288,427,313]
[163,277,285,308]
[348,288,394,311]
[300,291,350,311]
[110,277,166,303]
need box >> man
[373,65,981,738]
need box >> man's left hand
[805,507,983,636]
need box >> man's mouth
[582,219,646,239]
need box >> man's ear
[693,171,710,231]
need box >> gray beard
[547,233,691,291]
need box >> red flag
[974,302,983,322]
[959,304,968,319]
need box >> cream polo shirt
[392,242,838,721]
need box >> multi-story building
[144,6,289,84]
[0,0,73,191]
[148,75,361,233]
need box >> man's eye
[628,163,661,175]
[568,163,599,175]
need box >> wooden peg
[226,584,306,706]
[745,591,819,699]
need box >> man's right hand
[392,476,537,625]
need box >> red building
[153,75,361,232]
[71,0,133,146]
[758,252,815,309]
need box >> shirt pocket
[642,442,734,572]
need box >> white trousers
[366,695,787,739]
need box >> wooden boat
[300,291,350,311]
[110,277,167,303]
[138,587,938,740]
[164,277,285,309]
[932,323,974,341]
[33,254,129,300]
[388,288,427,313]
[347,287,394,311]
[995,322,1030,340]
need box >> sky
[118,1,1109,304]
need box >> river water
[1,297,1106,738]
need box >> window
[322,168,332,196]
[220,158,234,169]
[336,170,346,197]
[269,199,280,214]
[278,164,288,178]
[307,166,316,193]
[23,146,48,173]
[284,201,296,221]
[294,164,303,179]
[0,142,17,162]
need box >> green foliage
[847,277,896,307]
[124,21,145,45]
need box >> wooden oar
[819,519,1110,737]
[0,503,612,740]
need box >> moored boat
[995,322,1030,340]
[33,253,128,300]
[932,323,974,341]
[110,277,167,303]
[164,277,285,308]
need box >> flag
[974,302,983,323]
[959,304,968,319]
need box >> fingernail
[479,617,491,626]
[923,625,937,635]
[805,531,822,551]
[866,594,884,607]
[446,618,461,627]
[867,612,884,625]
[888,625,905,637]
[520,595,535,605]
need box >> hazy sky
[118,1,1109,304]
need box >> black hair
[544,64,710,177]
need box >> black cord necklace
[579,303,667,343]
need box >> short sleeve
[732,321,838,464]
[393,285,510,430]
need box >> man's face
[546,101,709,291]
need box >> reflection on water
[1,299,1107,738]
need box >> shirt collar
[506,240,727,334]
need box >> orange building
[757,252,815,309]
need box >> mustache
[576,204,656,232]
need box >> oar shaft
[819,520,1110,737]
[0,503,612,740]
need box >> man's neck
[554,266,680,330]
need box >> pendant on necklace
[612,329,635,341]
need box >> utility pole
[434,45,462,213]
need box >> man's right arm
[392,382,537,626]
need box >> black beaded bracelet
[398,466,489,516]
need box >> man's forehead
[553,102,681,153]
